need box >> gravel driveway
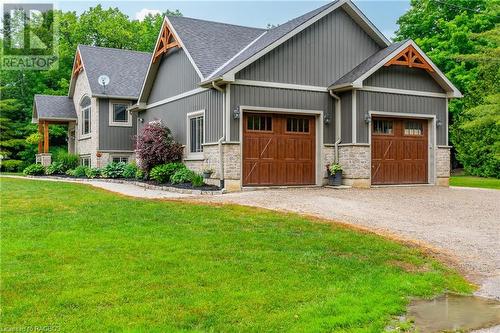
[194,186,500,300]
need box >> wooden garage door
[372,118,428,185]
[243,113,315,186]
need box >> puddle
[408,294,500,332]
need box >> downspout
[329,90,342,163]
[212,82,225,188]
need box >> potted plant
[202,167,214,179]
[327,163,343,186]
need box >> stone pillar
[36,153,52,166]
[338,145,371,188]
[436,147,451,186]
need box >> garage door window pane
[404,121,423,136]
[286,117,309,133]
[373,120,393,134]
[248,115,272,131]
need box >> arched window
[80,96,91,135]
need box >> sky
[13,0,412,40]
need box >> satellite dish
[98,75,110,94]
[98,75,110,87]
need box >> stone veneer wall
[436,147,451,186]
[72,71,99,167]
[322,145,336,183]
[338,145,371,187]
[183,143,241,189]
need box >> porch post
[38,122,43,153]
[43,121,49,153]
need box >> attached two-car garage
[241,112,430,187]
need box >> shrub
[1,160,23,172]
[72,165,90,178]
[66,169,76,177]
[123,163,139,179]
[54,151,79,171]
[23,164,45,176]
[102,162,126,179]
[135,120,183,173]
[86,167,102,179]
[150,162,186,183]
[45,162,65,175]
[191,174,205,187]
[135,168,145,180]
[170,168,196,184]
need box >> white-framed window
[112,156,129,164]
[186,110,205,159]
[109,100,132,127]
[80,155,91,167]
[80,96,91,136]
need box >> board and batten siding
[139,90,223,145]
[235,8,381,86]
[364,66,445,93]
[98,98,137,151]
[148,48,200,104]
[356,91,447,145]
[340,91,352,143]
[229,85,335,143]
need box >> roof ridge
[35,94,69,98]
[78,44,151,55]
[167,15,266,32]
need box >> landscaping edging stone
[27,176,224,195]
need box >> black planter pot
[203,172,213,179]
[328,171,342,186]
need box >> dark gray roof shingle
[167,16,265,78]
[79,45,151,98]
[207,1,340,80]
[34,95,77,121]
[329,40,407,88]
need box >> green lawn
[450,175,500,189]
[0,178,472,332]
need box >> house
[32,45,151,167]
[33,0,461,191]
[132,0,460,190]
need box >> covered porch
[32,95,77,166]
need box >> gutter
[211,82,226,188]
[329,90,342,163]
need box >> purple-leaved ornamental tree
[135,120,183,173]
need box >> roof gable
[68,45,151,99]
[329,39,462,97]
[203,0,390,83]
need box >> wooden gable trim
[152,22,180,64]
[72,51,83,77]
[384,45,434,72]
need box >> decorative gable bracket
[72,51,83,77]
[153,22,180,63]
[384,45,434,73]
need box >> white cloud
[135,8,161,21]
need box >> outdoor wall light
[138,118,144,123]
[436,119,443,127]
[233,107,240,119]
[364,113,372,124]
[324,113,331,125]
